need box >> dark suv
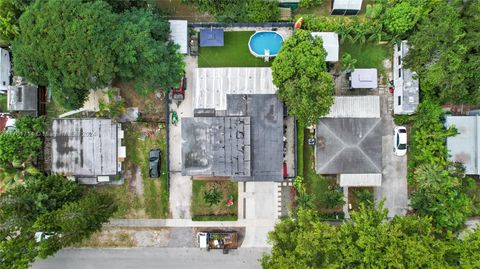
[149,149,161,178]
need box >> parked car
[393,126,408,156]
[149,149,161,178]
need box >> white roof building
[169,20,188,54]
[193,68,277,110]
[445,116,480,175]
[350,68,378,89]
[0,48,11,91]
[393,41,419,115]
[311,32,339,62]
[326,96,380,118]
[331,0,363,15]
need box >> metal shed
[311,32,339,62]
[7,85,38,114]
[169,20,188,54]
[331,0,363,15]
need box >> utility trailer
[197,231,238,254]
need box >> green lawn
[0,95,7,112]
[341,41,390,83]
[303,130,344,215]
[191,180,238,220]
[198,31,272,68]
[97,123,169,219]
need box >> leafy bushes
[203,188,222,206]
[407,101,457,183]
[192,215,237,221]
[296,123,304,177]
[245,0,280,23]
[299,0,323,8]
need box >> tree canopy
[263,204,480,269]
[12,0,183,109]
[272,30,334,125]
[0,174,116,269]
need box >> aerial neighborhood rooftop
[0,0,479,268]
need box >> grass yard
[97,123,169,219]
[303,130,344,215]
[191,180,238,220]
[0,94,7,112]
[341,41,390,83]
[198,31,272,68]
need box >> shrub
[299,0,323,8]
[203,188,222,206]
[297,123,305,177]
[393,114,413,125]
[245,0,279,22]
[321,186,345,209]
[192,215,238,221]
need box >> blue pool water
[248,31,284,57]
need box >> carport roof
[315,118,382,174]
[200,28,224,47]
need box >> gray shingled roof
[315,118,382,174]
[51,118,119,177]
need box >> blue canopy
[200,28,224,47]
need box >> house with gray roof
[445,115,480,175]
[51,118,126,184]
[393,41,419,115]
[316,96,383,187]
[182,94,284,182]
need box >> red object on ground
[389,87,394,94]
[294,17,303,30]
[283,162,287,177]
[226,199,234,206]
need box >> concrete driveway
[375,96,408,217]
[169,56,196,219]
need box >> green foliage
[0,174,116,269]
[410,163,473,231]
[203,188,222,207]
[97,88,125,119]
[0,116,45,166]
[114,9,183,95]
[404,1,480,104]
[245,0,279,22]
[12,0,117,109]
[380,2,422,38]
[340,52,356,72]
[263,204,468,268]
[352,188,374,209]
[365,3,382,19]
[272,30,334,125]
[393,114,413,125]
[299,0,323,9]
[0,0,32,44]
[321,186,344,209]
[408,101,457,183]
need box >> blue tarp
[200,28,224,47]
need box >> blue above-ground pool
[248,31,284,58]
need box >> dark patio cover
[200,28,224,47]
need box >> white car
[394,126,408,156]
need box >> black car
[149,149,161,178]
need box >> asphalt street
[31,248,269,269]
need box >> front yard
[98,122,169,219]
[191,180,238,221]
[198,31,272,68]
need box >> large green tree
[12,0,118,109]
[263,204,479,268]
[0,174,116,269]
[411,162,474,231]
[114,9,183,95]
[272,30,334,125]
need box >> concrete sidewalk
[107,218,277,228]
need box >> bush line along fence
[188,22,294,28]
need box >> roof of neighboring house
[332,0,363,10]
[315,118,383,174]
[445,116,480,175]
[51,118,120,177]
[393,41,419,115]
[326,96,380,118]
[182,94,284,181]
[169,20,188,54]
[200,28,224,47]
[0,48,11,90]
[311,32,339,62]
[193,68,277,110]
[350,68,378,89]
[7,85,38,112]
